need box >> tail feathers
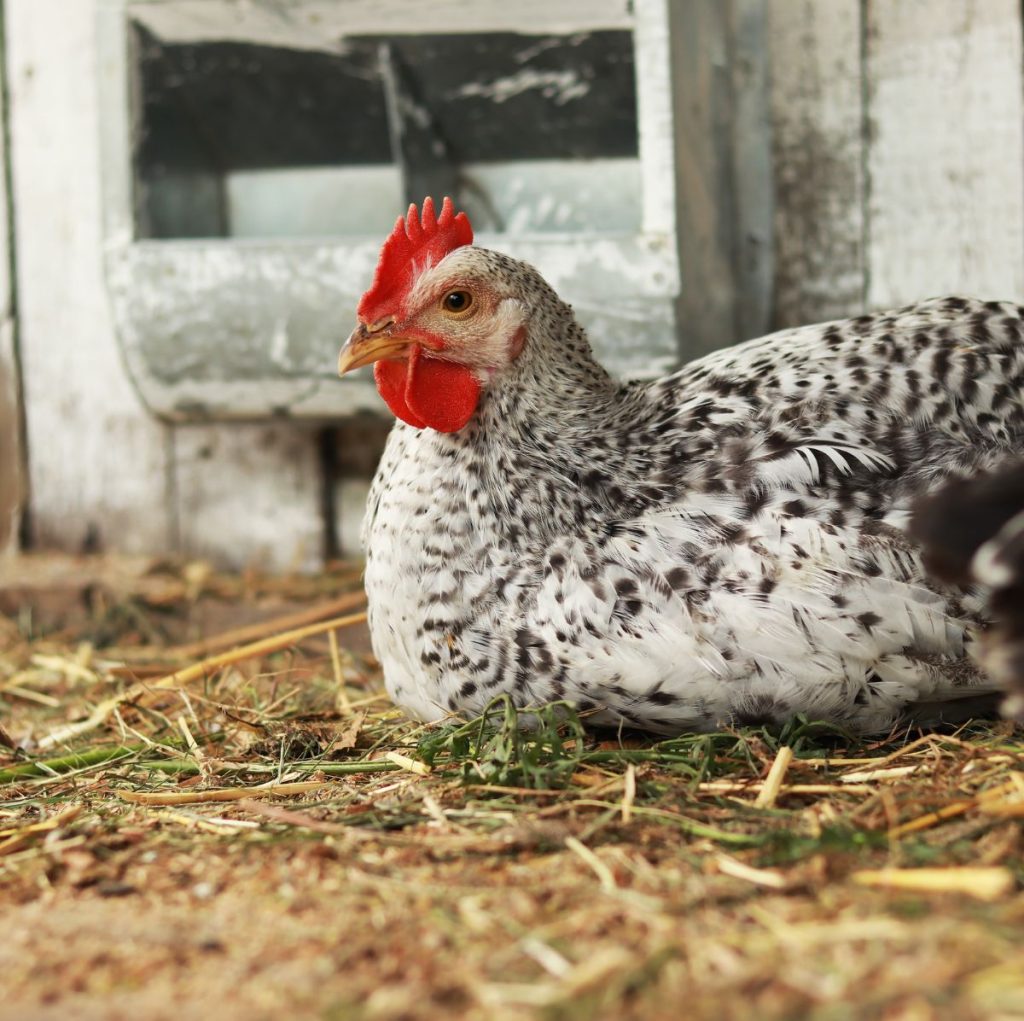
[911,460,1024,721]
[902,692,1005,728]
[910,461,1024,584]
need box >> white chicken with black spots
[338,197,1024,734]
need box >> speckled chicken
[338,197,1024,734]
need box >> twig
[118,757,402,779]
[886,778,1022,838]
[328,628,351,712]
[2,685,60,706]
[0,804,83,856]
[699,781,873,796]
[384,751,431,776]
[621,763,636,823]
[839,764,921,783]
[159,810,262,833]
[167,591,367,659]
[565,800,765,846]
[38,609,368,750]
[236,799,376,837]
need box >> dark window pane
[132,25,638,238]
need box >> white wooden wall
[4,0,325,570]
[3,0,1024,570]
[768,0,1024,328]
[7,0,170,557]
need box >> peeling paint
[105,230,679,418]
[454,68,590,106]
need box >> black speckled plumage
[356,243,1024,733]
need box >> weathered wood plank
[10,2,336,569]
[331,417,393,558]
[6,0,173,555]
[728,0,773,343]
[172,424,324,573]
[0,17,22,559]
[768,0,865,328]
[0,325,22,558]
[866,0,1024,308]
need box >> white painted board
[6,0,172,555]
[172,423,324,573]
[7,0,331,570]
[669,1,773,357]
[125,0,633,50]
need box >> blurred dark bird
[338,197,1024,734]
[912,462,1024,721]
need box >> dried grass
[1,553,1023,1021]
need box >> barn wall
[4,0,1024,569]
[768,0,1024,329]
[865,0,1024,309]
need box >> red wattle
[374,358,426,429]
[373,346,481,433]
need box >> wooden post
[768,0,866,328]
[669,0,773,357]
[0,3,22,558]
[6,0,172,555]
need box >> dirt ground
[2,554,1024,1021]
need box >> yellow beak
[337,320,411,376]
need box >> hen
[338,197,1024,734]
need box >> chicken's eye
[441,290,474,315]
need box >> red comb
[357,197,474,324]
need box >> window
[99,1,679,418]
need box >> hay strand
[852,867,1015,901]
[754,745,794,808]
